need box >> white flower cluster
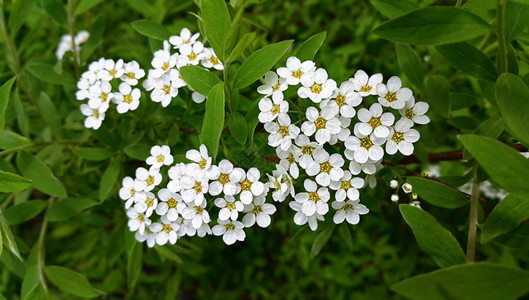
[120,144,277,247]
[258,57,431,230]
[142,28,224,107]
[75,58,146,129]
[56,30,89,60]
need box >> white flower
[386,119,420,156]
[134,166,162,192]
[74,30,89,45]
[209,160,244,196]
[151,216,180,245]
[76,72,97,100]
[258,96,289,123]
[169,28,200,52]
[391,194,399,202]
[294,134,321,169]
[329,81,361,118]
[150,72,180,107]
[301,106,341,145]
[257,71,287,100]
[167,163,187,193]
[329,171,364,202]
[114,82,140,114]
[180,166,209,206]
[390,180,398,189]
[376,76,412,109]
[178,41,205,66]
[184,221,212,238]
[135,226,156,248]
[298,68,337,103]
[331,200,369,225]
[215,195,244,221]
[277,146,301,179]
[127,207,151,234]
[120,60,145,86]
[306,149,344,186]
[350,70,383,97]
[133,191,157,217]
[344,133,385,164]
[241,195,276,228]
[191,89,206,104]
[119,176,144,208]
[151,42,177,78]
[347,158,381,175]
[87,81,113,109]
[402,183,413,194]
[201,47,224,70]
[88,57,106,77]
[239,168,266,205]
[155,188,185,221]
[289,201,324,231]
[98,59,124,81]
[264,114,300,151]
[399,97,430,125]
[277,56,316,85]
[185,144,219,180]
[212,219,246,245]
[80,102,107,130]
[182,199,211,230]
[294,179,330,216]
[267,165,294,202]
[410,201,421,209]
[145,145,174,168]
[356,103,395,139]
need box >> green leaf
[21,246,40,300]
[131,20,171,41]
[73,147,114,161]
[495,73,529,147]
[228,113,248,145]
[233,40,293,89]
[407,177,468,209]
[123,144,151,160]
[0,77,16,133]
[474,115,505,139]
[0,170,31,193]
[310,224,335,259]
[425,75,450,118]
[154,246,183,264]
[200,82,225,159]
[44,266,103,298]
[41,0,67,25]
[373,7,490,45]
[12,89,29,137]
[337,224,354,252]
[80,17,105,62]
[16,151,67,197]
[226,31,256,64]
[436,42,498,82]
[4,200,47,225]
[38,92,64,138]
[127,242,143,289]
[399,205,465,268]
[179,66,221,96]
[459,135,529,194]
[26,63,74,86]
[505,2,529,42]
[494,224,529,250]
[9,0,39,35]
[201,0,231,60]
[369,0,419,19]
[0,211,21,260]
[74,0,103,15]
[0,130,31,149]
[47,198,98,222]
[480,193,529,243]
[295,31,327,61]
[396,44,424,89]
[391,263,529,300]
[99,156,121,202]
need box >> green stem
[67,0,81,76]
[0,140,79,157]
[497,0,508,73]
[466,164,480,263]
[0,193,15,211]
[223,67,234,113]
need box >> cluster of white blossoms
[142,28,224,107]
[258,57,430,230]
[75,58,146,129]
[120,144,279,247]
[56,30,89,60]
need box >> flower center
[272,82,282,92]
[218,174,230,185]
[93,110,100,118]
[163,224,172,232]
[146,198,154,207]
[167,198,177,208]
[156,155,165,162]
[287,153,296,164]
[385,92,397,103]
[188,52,197,61]
[310,83,322,94]
[225,223,235,230]
[101,93,108,102]
[109,69,117,77]
[360,137,373,149]
[195,206,203,214]
[360,85,371,92]
[271,105,281,115]
[335,94,346,107]
[146,175,155,186]
[341,181,352,190]
[163,85,171,95]
[342,203,353,211]
[251,205,263,214]
[405,109,415,120]
[199,158,208,169]
[138,214,145,222]
[127,72,135,79]
[315,117,327,129]
[193,182,202,193]
[130,189,136,196]
[226,202,236,210]
[274,180,281,189]
[292,70,303,79]
[320,162,332,173]
[241,179,252,191]
[278,126,290,137]
[368,117,381,128]
[392,132,404,143]
[301,145,314,155]
[209,56,219,65]
[309,192,320,202]
[124,94,133,104]
[162,62,170,71]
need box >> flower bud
[391,194,399,202]
[402,183,412,194]
[390,180,398,189]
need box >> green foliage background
[1,0,529,299]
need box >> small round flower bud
[390,180,398,189]
[402,183,412,194]
[391,194,399,202]
[410,201,421,209]
[411,192,418,200]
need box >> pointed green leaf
[200,82,225,159]
[481,193,529,243]
[0,170,31,193]
[226,32,256,64]
[131,20,171,40]
[47,198,98,222]
[201,0,231,60]
[0,77,17,133]
[123,144,150,161]
[26,63,74,86]
[16,151,67,197]
[179,66,221,96]
[4,200,47,225]
[74,0,103,15]
[0,130,31,149]
[396,44,424,89]
[407,177,468,209]
[0,211,21,260]
[38,92,64,138]
[12,89,29,137]
[228,113,248,145]
[21,246,40,300]
[127,242,143,289]
[495,73,529,147]
[41,0,67,25]
[369,0,418,19]
[99,156,121,202]
[436,42,498,82]
[310,224,335,259]
[44,266,103,298]
[295,31,327,61]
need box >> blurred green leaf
[0,211,21,260]
[480,193,529,243]
[123,144,150,160]
[8,0,39,35]
[459,135,529,194]
[495,73,529,147]
[16,151,67,197]
[399,205,465,268]
[474,115,504,139]
[391,263,529,300]
[233,40,293,89]
[21,246,40,300]
[99,156,121,202]
[0,77,17,134]
[179,66,221,96]
[201,0,231,60]
[131,20,171,41]
[12,89,29,137]
[38,92,64,139]
[26,63,74,86]
[396,44,424,89]
[407,177,468,209]
[226,32,256,64]
[228,113,248,145]
[73,148,114,161]
[295,31,327,61]
[81,17,105,63]
[155,246,183,264]
[127,242,143,289]
[200,82,225,159]
[0,170,31,193]
[425,75,450,118]
[74,0,103,15]
[374,7,489,45]
[41,0,67,25]
[0,130,31,149]
[369,0,418,19]
[310,224,335,259]
[494,224,529,250]
[505,2,529,42]
[436,42,498,82]
[44,266,103,298]
[47,198,98,222]
[4,200,47,225]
